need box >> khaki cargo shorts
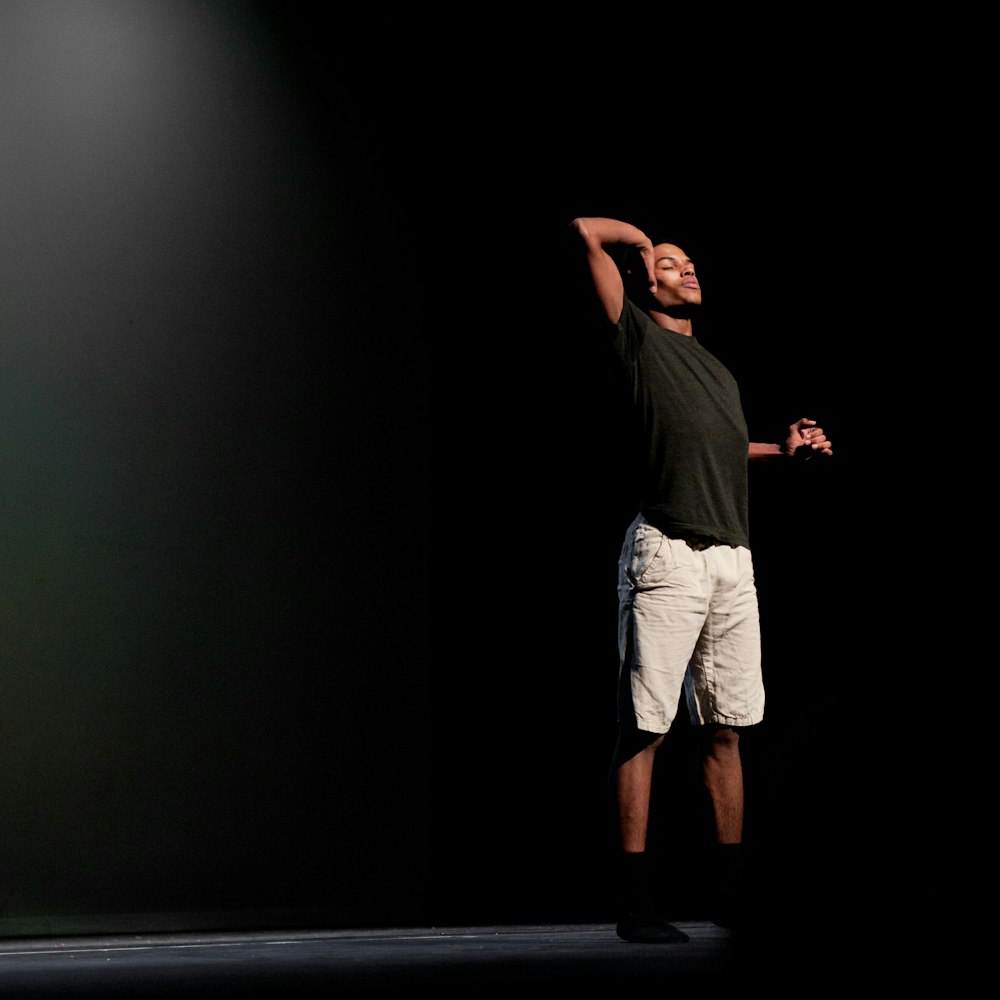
[617,513,765,733]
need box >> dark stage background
[0,0,874,943]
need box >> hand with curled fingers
[782,418,833,460]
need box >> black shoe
[616,906,689,944]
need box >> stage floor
[0,921,813,994]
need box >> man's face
[651,244,702,309]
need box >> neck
[648,306,694,337]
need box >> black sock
[619,850,653,912]
[615,852,689,943]
[711,842,747,928]
[715,842,744,880]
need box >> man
[567,217,833,944]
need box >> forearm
[748,441,787,461]
[570,217,650,252]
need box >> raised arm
[568,217,657,324]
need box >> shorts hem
[630,717,671,735]
[701,711,764,728]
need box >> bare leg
[613,730,663,852]
[700,725,743,843]
[699,725,748,928]
[610,727,688,943]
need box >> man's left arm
[749,417,833,461]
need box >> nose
[682,264,696,277]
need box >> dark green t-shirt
[612,298,750,548]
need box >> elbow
[568,217,598,249]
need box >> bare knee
[701,725,740,762]
[614,726,664,768]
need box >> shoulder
[618,296,651,337]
